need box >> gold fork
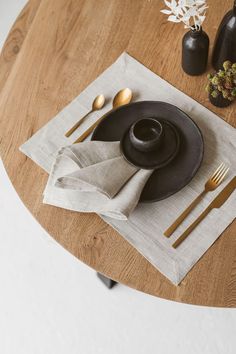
[164,163,229,237]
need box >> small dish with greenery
[206,60,236,107]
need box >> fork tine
[215,167,229,185]
[214,165,228,183]
[212,163,226,182]
[213,165,227,182]
[211,163,224,180]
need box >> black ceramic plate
[92,101,204,203]
[121,120,180,169]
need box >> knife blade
[209,176,236,209]
[172,176,236,248]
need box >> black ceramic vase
[209,94,232,108]
[212,1,236,70]
[182,27,209,76]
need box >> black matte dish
[129,118,164,152]
[121,120,180,170]
[92,101,204,203]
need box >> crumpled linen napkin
[43,141,153,220]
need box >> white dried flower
[161,0,208,30]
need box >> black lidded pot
[182,27,209,76]
[212,1,236,70]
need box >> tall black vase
[182,27,209,76]
[212,1,236,70]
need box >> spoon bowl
[92,94,105,110]
[113,88,132,108]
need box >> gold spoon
[73,88,132,143]
[65,94,105,137]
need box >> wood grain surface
[0,0,235,307]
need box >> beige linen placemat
[20,53,236,285]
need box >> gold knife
[172,176,236,249]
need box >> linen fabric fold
[43,141,153,220]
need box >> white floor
[0,2,236,354]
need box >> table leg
[97,272,117,289]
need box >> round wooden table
[0,0,235,307]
